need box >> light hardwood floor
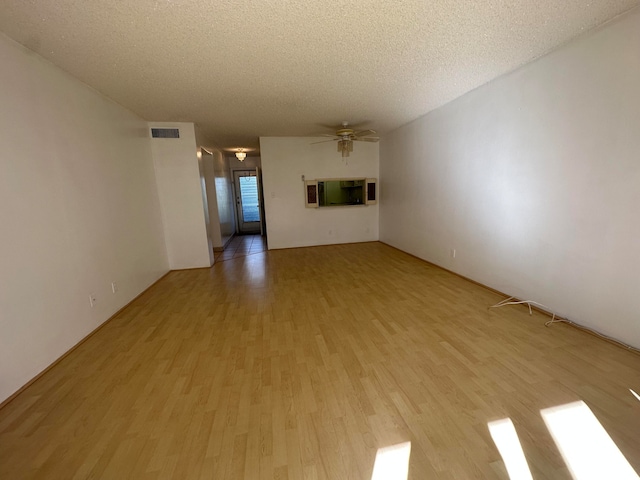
[1,242,639,479]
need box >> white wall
[214,154,236,247]
[261,137,379,249]
[198,148,237,250]
[197,148,215,264]
[380,9,640,347]
[194,127,217,260]
[201,149,224,250]
[229,155,261,172]
[0,33,169,403]
[150,122,212,269]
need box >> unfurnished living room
[1,1,640,479]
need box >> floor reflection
[488,418,533,480]
[488,399,639,480]
[541,401,638,480]
[243,250,266,286]
[371,442,411,480]
[214,234,266,262]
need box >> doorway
[234,170,262,234]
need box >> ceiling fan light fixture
[312,122,379,158]
[338,139,353,157]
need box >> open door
[233,170,261,234]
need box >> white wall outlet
[451,248,456,258]
[111,282,118,293]
[89,293,97,308]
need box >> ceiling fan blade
[354,129,376,137]
[317,122,340,130]
[354,137,379,142]
[310,138,339,144]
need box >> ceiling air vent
[151,128,180,138]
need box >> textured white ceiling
[1,1,638,152]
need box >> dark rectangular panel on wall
[305,180,318,208]
[366,178,377,205]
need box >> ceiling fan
[311,122,379,157]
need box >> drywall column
[150,122,212,269]
[201,148,224,250]
[197,148,215,265]
[213,153,236,247]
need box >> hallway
[214,234,267,262]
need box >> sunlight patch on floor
[371,442,411,480]
[488,418,533,480]
[630,389,640,403]
[541,401,639,480]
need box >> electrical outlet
[89,293,97,308]
[111,282,118,293]
[451,249,456,258]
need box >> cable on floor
[489,296,640,354]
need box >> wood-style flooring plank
[1,242,639,479]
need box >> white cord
[490,297,550,316]
[545,313,563,327]
[490,296,640,354]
